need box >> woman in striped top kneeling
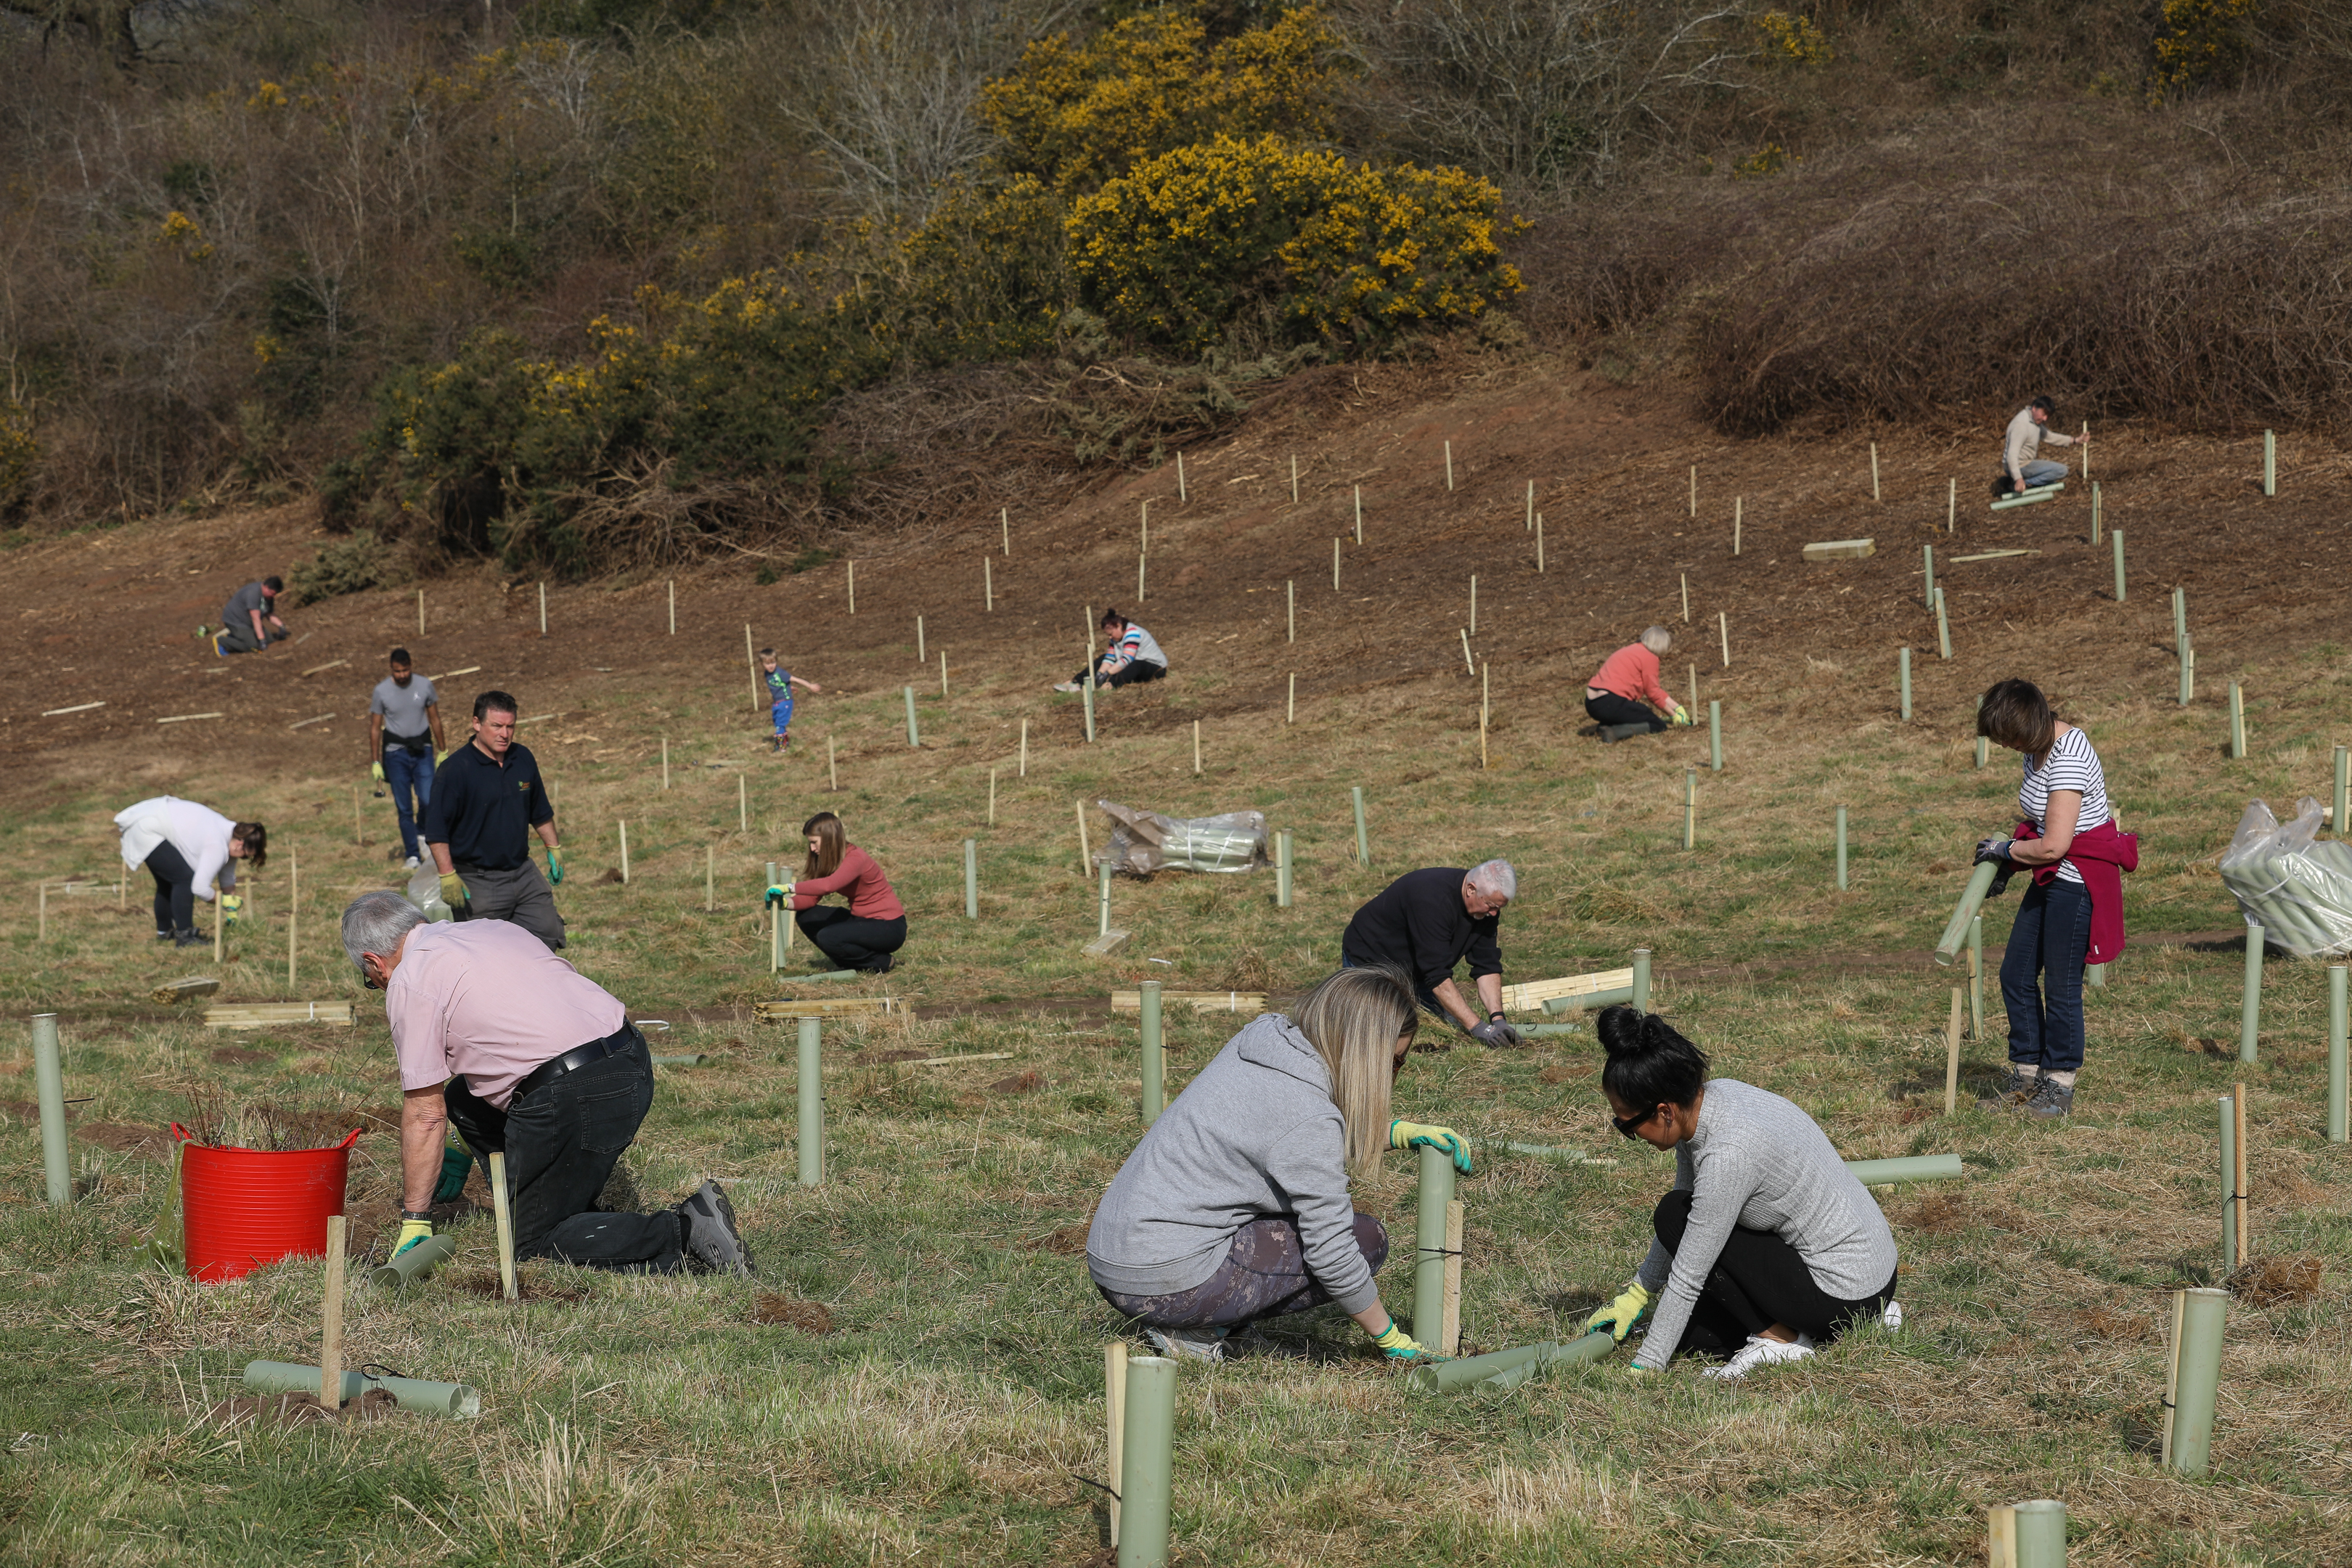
[1973,679,2138,1117]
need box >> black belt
[384,732,432,754]
[513,1024,641,1102]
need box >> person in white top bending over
[1996,395,2086,498]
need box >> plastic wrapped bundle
[1095,800,1267,875]
[2217,797,2352,957]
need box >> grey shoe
[678,1180,753,1274]
[2022,1077,2075,1118]
[173,928,205,948]
[1143,1326,1227,1363]
[1993,1064,2040,1102]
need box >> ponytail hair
[1595,1005,1707,1111]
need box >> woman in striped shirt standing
[1973,679,2137,1118]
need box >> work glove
[438,871,470,907]
[393,1218,435,1257]
[1373,1319,1443,1362]
[1626,1362,1659,1376]
[434,750,448,767]
[433,1143,473,1204]
[544,848,564,886]
[370,761,385,783]
[1973,837,2014,865]
[1585,1281,1651,1341]
[1670,706,1696,727]
[1389,1119,1474,1175]
[218,893,243,924]
[764,883,793,910]
[1467,1016,1523,1048]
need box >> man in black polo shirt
[1341,861,1524,1046]
[422,690,568,950]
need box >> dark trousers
[144,841,196,935]
[383,742,433,859]
[442,1026,685,1272]
[2000,878,2091,1073]
[1651,1189,1895,1355]
[796,907,906,970]
[453,858,566,950]
[1585,691,1667,732]
[1339,949,1448,1020]
[1095,1212,1389,1330]
[1074,660,1167,690]
[219,621,286,653]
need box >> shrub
[0,401,37,519]
[285,529,398,604]
[2152,0,2261,97]
[1066,134,1524,353]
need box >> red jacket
[790,845,905,921]
[2014,817,2138,964]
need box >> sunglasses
[1612,1103,1664,1139]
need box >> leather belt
[513,1024,639,1102]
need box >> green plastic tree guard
[1708,701,1722,771]
[649,1053,707,1066]
[2335,746,2350,842]
[2329,965,2348,1144]
[1844,1153,1964,1186]
[1351,786,1370,867]
[963,839,978,920]
[1413,1144,1455,1341]
[2090,481,2102,544]
[2263,428,2276,496]
[1275,830,1293,908]
[1139,980,1164,1126]
[1835,807,1848,891]
[1116,1355,1177,1568]
[1630,948,1651,1012]
[1935,587,1952,660]
[2161,1287,2229,1477]
[1899,647,1912,721]
[245,1360,480,1418]
[2217,1096,2237,1276]
[1989,1498,2067,1567]
[31,1014,68,1206]
[1935,862,2001,965]
[798,1017,824,1187]
[1098,861,1112,937]
[369,1233,457,1289]
[1543,987,1634,1015]
[2240,924,2263,1062]
[1922,543,1935,608]
[1084,674,1096,744]
[1967,915,1985,1034]
[2173,586,2187,658]
[1408,1330,1617,1394]
[2112,528,2126,602]
[902,686,919,748]
[1522,1024,1583,1038]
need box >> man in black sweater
[1340,862,1523,1045]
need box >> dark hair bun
[1596,1004,1645,1056]
[1595,1008,1710,1111]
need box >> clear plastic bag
[2216,796,2352,957]
[1095,800,1267,875]
[405,865,455,923]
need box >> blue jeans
[2000,878,2091,1073]
[2019,459,2067,489]
[383,744,433,859]
[771,698,793,735]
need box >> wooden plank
[1109,990,1269,1014]
[298,659,348,677]
[1951,547,2042,562]
[287,713,335,730]
[1800,538,1875,560]
[1082,929,1131,957]
[204,1001,354,1029]
[1500,969,1636,1014]
[156,713,224,724]
[425,666,482,682]
[916,1052,1016,1066]
[152,976,222,1005]
[754,996,905,1021]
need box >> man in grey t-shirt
[216,576,287,654]
[369,649,446,870]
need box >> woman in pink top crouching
[1585,626,1691,743]
[790,812,908,974]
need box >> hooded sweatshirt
[114,796,239,902]
[1086,1012,1377,1314]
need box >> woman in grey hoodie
[1085,964,1471,1363]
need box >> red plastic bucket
[174,1124,360,1283]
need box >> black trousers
[1073,660,1167,690]
[1651,1188,1895,1354]
[144,841,197,935]
[442,1025,685,1272]
[796,907,907,970]
[1585,691,1668,733]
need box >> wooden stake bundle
[1943,987,1963,1114]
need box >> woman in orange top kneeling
[789,812,908,974]
[1585,626,1691,743]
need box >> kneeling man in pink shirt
[340,890,751,1274]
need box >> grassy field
[4,633,2351,1566]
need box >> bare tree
[2,0,143,65]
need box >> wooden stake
[1469,575,1477,634]
[1076,799,1092,876]
[538,581,546,635]
[984,558,993,612]
[917,615,926,662]
[1681,573,1689,624]
[1106,1342,1127,1549]
[1718,611,1730,668]
[287,851,297,989]
[1176,452,1187,502]
[988,768,997,826]
[320,1214,346,1413]
[1947,478,1956,533]
[1137,552,1145,601]
[1526,478,1535,531]
[939,649,949,700]
[1353,486,1362,543]
[1288,673,1297,724]
[668,579,675,634]
[1333,538,1341,589]
[738,773,748,832]
[829,735,838,792]
[746,624,763,714]
[1479,662,1490,771]
[1535,515,1544,573]
[1870,441,1880,502]
[1440,1199,1465,1355]
[1944,988,1963,1114]
[1459,628,1474,674]
[1688,663,1698,715]
[1002,506,1010,555]
[1689,463,1696,518]
[618,820,629,884]
[1193,721,1201,775]
[1019,719,1029,778]
[1287,580,1294,643]
[1444,440,1453,491]
[2233,1083,2249,1267]
[1290,455,1298,503]
[661,738,670,791]
[488,1151,518,1301]
[417,589,425,636]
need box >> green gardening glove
[393,1217,434,1257]
[218,892,243,925]
[1389,1119,1473,1175]
[1373,1318,1444,1362]
[1585,1280,1651,1341]
[370,761,386,783]
[433,1143,473,1204]
[1670,706,1696,727]
[544,847,564,886]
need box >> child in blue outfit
[759,648,821,751]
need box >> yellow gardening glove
[393,1218,434,1257]
[1373,1319,1443,1362]
[1585,1281,1651,1341]
[370,761,386,782]
[218,893,243,924]
[1389,1119,1473,1175]
[1670,706,1696,727]
[438,871,470,907]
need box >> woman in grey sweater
[1086,964,1471,1363]
[1581,1008,1900,1381]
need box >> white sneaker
[1052,681,1082,694]
[1881,1299,1903,1330]
[404,856,421,870]
[1143,1326,1227,1363]
[1702,1333,1816,1381]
